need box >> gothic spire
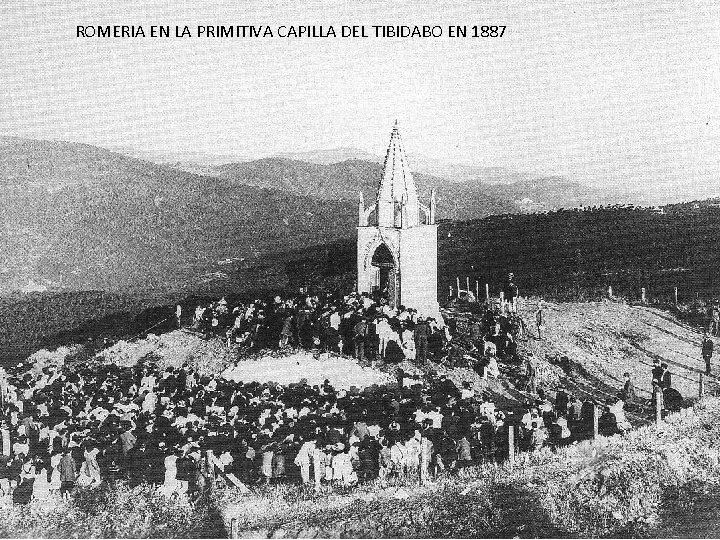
[376,123,420,228]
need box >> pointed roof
[376,123,420,228]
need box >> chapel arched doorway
[371,243,399,308]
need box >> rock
[271,528,286,538]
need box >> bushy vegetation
[0,482,227,538]
[440,202,720,303]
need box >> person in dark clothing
[598,406,618,437]
[535,303,544,340]
[555,387,569,417]
[414,319,430,364]
[58,448,77,500]
[353,318,368,362]
[660,363,672,390]
[702,333,714,375]
[663,387,683,412]
[620,372,636,407]
[503,273,519,312]
[12,457,35,505]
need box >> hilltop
[4,297,719,538]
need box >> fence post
[674,287,678,306]
[466,276,470,293]
[592,405,599,438]
[641,287,646,304]
[475,280,479,300]
[608,286,613,298]
[230,518,238,539]
[485,283,490,302]
[449,286,453,298]
[699,373,705,398]
[655,391,662,424]
[507,425,515,467]
[456,276,461,294]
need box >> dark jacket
[703,339,714,358]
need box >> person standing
[702,333,714,375]
[535,302,544,340]
[294,436,316,486]
[660,363,672,390]
[525,357,537,394]
[414,319,430,365]
[651,359,663,387]
[503,273,519,313]
[620,372,636,405]
[353,318,368,363]
[58,448,77,500]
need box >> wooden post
[475,280,479,300]
[592,405,599,438]
[699,373,705,398]
[449,286,453,298]
[655,391,662,424]
[507,425,515,466]
[456,276,461,293]
[641,287,646,304]
[674,287,678,305]
[485,283,490,302]
[230,518,238,539]
[466,276,470,293]
[500,292,505,314]
[608,285,613,298]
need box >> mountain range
[0,136,627,294]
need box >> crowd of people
[188,291,449,366]
[0,286,667,505]
[0,351,621,505]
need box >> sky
[1,0,719,195]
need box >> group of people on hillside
[1,275,682,506]
[0,287,638,506]
[649,359,683,414]
[190,291,450,366]
[0,347,618,505]
[188,289,528,382]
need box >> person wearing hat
[651,359,663,387]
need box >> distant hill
[0,136,633,297]
[210,158,603,218]
[274,147,382,165]
[0,137,357,294]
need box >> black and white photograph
[1,0,720,537]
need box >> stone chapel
[357,123,439,316]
